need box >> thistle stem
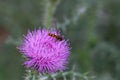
[44,0,60,28]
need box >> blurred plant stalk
[43,0,60,28]
[0,27,9,45]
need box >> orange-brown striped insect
[48,33,63,41]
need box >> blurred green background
[0,0,120,80]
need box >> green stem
[44,0,60,28]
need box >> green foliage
[24,69,95,80]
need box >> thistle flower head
[17,28,70,73]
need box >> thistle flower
[17,28,70,73]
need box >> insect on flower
[48,33,63,41]
[17,28,70,73]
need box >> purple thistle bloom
[17,28,70,73]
